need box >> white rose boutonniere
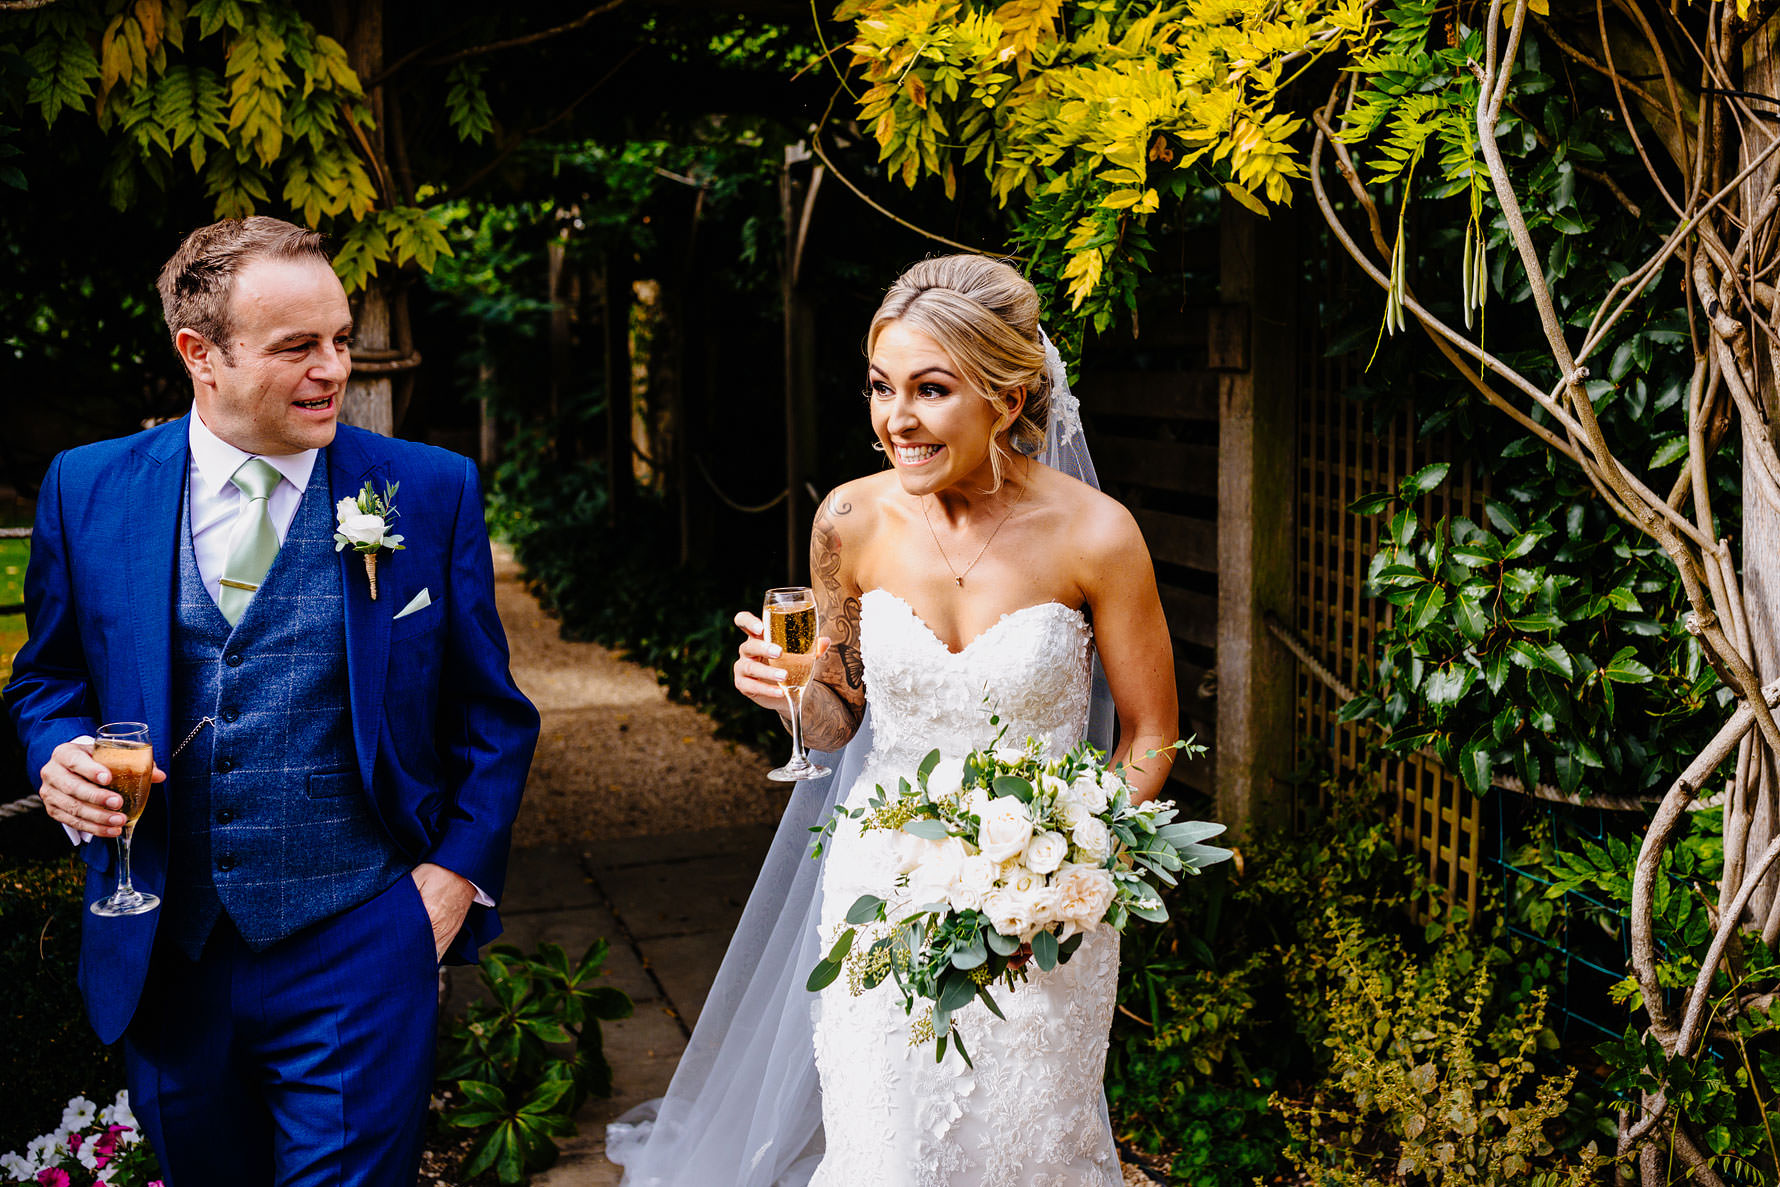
[333,480,406,600]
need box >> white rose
[1071,816,1112,864]
[1052,862,1117,934]
[905,835,967,905]
[1023,831,1069,875]
[926,756,967,799]
[993,746,1027,767]
[976,797,1035,863]
[1072,772,1110,815]
[949,856,998,912]
[337,511,388,546]
[982,887,1051,942]
[963,787,993,819]
[1098,768,1128,803]
[1055,785,1092,829]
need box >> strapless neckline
[860,588,1085,657]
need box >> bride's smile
[868,320,1021,500]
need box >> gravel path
[493,544,785,846]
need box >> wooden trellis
[1294,360,1489,917]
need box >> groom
[5,216,539,1184]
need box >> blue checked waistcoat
[165,468,407,961]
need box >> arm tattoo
[802,498,867,751]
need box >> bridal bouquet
[807,727,1231,1064]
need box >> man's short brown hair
[157,217,332,363]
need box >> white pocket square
[393,588,433,620]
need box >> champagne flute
[89,722,160,917]
[764,586,831,782]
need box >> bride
[607,255,1177,1186]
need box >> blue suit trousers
[124,874,439,1186]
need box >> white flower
[1098,768,1128,803]
[1071,817,1112,864]
[904,835,967,906]
[963,787,993,820]
[1023,831,1069,875]
[336,511,390,547]
[25,1135,57,1169]
[976,797,1035,863]
[60,1098,96,1134]
[947,854,999,913]
[1072,771,1111,814]
[76,1143,99,1172]
[992,746,1027,767]
[1055,785,1092,829]
[1052,862,1117,935]
[335,496,361,522]
[1,1152,33,1180]
[925,756,967,799]
[981,885,1051,941]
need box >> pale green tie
[218,458,283,626]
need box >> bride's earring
[871,441,886,453]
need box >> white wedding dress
[806,588,1123,1187]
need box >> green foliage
[1275,914,1599,1186]
[437,940,634,1185]
[485,432,781,756]
[5,0,397,285]
[1344,455,1714,803]
[1108,765,1604,1183]
[0,854,123,1153]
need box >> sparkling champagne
[94,740,154,825]
[766,600,819,689]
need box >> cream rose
[1071,816,1113,864]
[948,854,999,913]
[1023,831,1069,875]
[926,756,968,799]
[1071,772,1110,815]
[976,797,1035,863]
[905,835,967,905]
[1052,862,1117,934]
[981,889,1036,941]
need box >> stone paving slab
[447,830,775,1186]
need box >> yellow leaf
[1222,180,1268,216]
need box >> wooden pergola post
[781,143,824,584]
[1215,200,1299,841]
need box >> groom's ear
[175,327,219,386]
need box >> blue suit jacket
[5,417,541,1044]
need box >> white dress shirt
[186,406,318,606]
[66,409,492,907]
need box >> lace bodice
[857,589,1093,778]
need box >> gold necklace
[920,473,1030,588]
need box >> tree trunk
[336,0,394,436]
[1740,19,1780,929]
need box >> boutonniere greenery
[334,480,405,600]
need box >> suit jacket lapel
[132,417,189,770]
[328,433,389,796]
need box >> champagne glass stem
[784,684,809,764]
[116,826,137,896]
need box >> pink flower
[147,1181,165,1187]
[65,1134,80,1152]
[37,1169,70,1187]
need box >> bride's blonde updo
[869,255,1051,492]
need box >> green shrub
[436,940,634,1184]
[0,853,122,1153]
[1276,913,1600,1186]
[487,428,779,755]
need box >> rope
[1261,611,1668,813]
[0,795,40,820]
[692,454,789,514]
[0,527,30,539]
